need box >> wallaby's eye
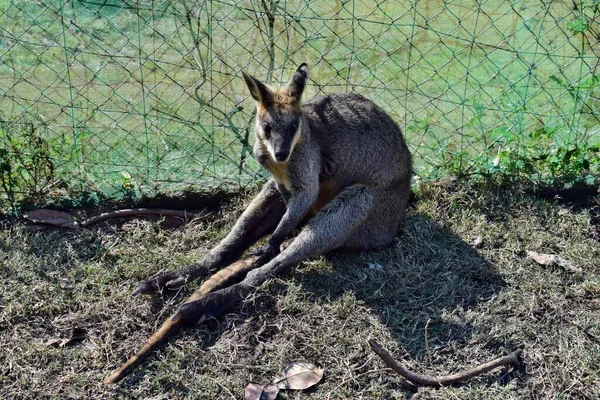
[262,123,271,138]
[290,118,300,132]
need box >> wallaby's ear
[286,63,309,102]
[242,71,273,105]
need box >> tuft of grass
[1,182,599,399]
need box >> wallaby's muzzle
[270,134,295,163]
[274,149,289,163]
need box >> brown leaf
[24,209,78,228]
[526,251,582,273]
[59,332,87,347]
[46,327,88,348]
[273,362,324,390]
[244,383,279,400]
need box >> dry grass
[1,182,599,399]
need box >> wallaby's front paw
[251,241,280,265]
[132,272,186,296]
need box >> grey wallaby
[133,63,412,306]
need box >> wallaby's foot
[132,264,209,296]
[131,181,284,297]
[172,282,253,322]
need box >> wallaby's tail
[104,315,183,384]
[104,254,262,385]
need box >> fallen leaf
[273,362,324,390]
[43,327,87,348]
[526,251,582,273]
[24,209,78,228]
[470,236,483,248]
[244,383,279,400]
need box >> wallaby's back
[303,93,411,189]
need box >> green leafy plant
[119,171,139,202]
[567,16,589,35]
[0,119,55,213]
[458,124,600,188]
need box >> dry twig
[369,339,521,387]
[80,208,205,227]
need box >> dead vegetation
[1,182,599,399]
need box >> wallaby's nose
[274,150,289,162]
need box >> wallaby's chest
[265,161,293,192]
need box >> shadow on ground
[300,213,507,355]
[128,212,514,397]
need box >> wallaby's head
[242,63,309,164]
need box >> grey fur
[134,63,412,296]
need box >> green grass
[1,0,599,202]
[1,182,599,398]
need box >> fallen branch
[80,208,205,227]
[369,339,521,387]
[24,208,206,229]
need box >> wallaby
[133,62,412,306]
[108,63,412,384]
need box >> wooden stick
[80,208,205,227]
[369,339,521,387]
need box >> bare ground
[1,182,599,399]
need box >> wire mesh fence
[1,0,599,211]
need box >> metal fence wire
[1,0,599,210]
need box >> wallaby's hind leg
[341,184,410,251]
[243,184,375,286]
[175,183,376,321]
[133,180,286,295]
[174,185,374,319]
[174,183,410,322]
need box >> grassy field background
[1,0,598,203]
[1,182,599,399]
